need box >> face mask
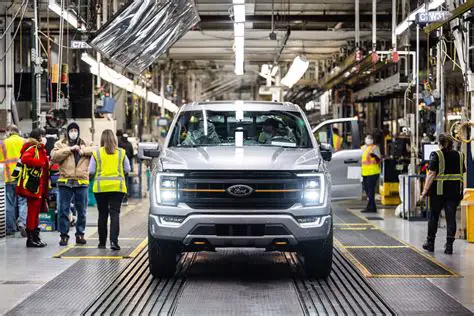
[365,137,373,145]
[41,137,47,145]
[69,131,78,140]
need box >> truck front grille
[178,171,302,210]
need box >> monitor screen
[423,143,439,161]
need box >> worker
[421,134,465,254]
[361,134,381,213]
[16,128,49,248]
[258,118,279,144]
[0,125,27,236]
[89,129,130,250]
[51,122,95,246]
[118,132,134,205]
[332,127,343,152]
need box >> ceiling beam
[198,14,392,24]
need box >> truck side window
[314,122,355,152]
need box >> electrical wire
[0,0,28,61]
[0,0,27,40]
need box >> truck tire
[148,232,181,278]
[302,226,333,279]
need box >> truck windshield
[169,110,312,148]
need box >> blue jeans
[5,183,27,233]
[58,185,88,237]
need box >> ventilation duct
[88,0,200,74]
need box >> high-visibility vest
[332,134,343,151]
[361,144,381,176]
[92,147,127,193]
[0,134,25,183]
[433,150,464,195]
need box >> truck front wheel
[148,232,181,278]
[301,227,333,279]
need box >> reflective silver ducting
[89,0,200,74]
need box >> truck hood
[160,146,323,171]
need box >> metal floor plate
[347,247,457,277]
[333,211,367,224]
[369,278,473,315]
[335,228,405,247]
[54,239,146,259]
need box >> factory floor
[1,199,473,315]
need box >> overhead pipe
[372,0,376,51]
[355,0,360,47]
[392,0,397,49]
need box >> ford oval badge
[227,184,254,197]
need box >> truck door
[312,118,362,200]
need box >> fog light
[297,216,319,224]
[296,215,330,227]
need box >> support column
[31,0,41,129]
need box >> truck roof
[180,101,301,112]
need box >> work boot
[110,242,121,251]
[34,228,47,247]
[18,224,27,238]
[26,230,44,248]
[445,238,455,255]
[422,237,435,252]
[59,235,69,246]
[76,235,87,245]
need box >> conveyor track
[82,247,394,316]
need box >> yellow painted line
[341,206,461,277]
[334,238,372,278]
[86,237,143,241]
[334,223,374,226]
[344,245,409,249]
[59,256,125,260]
[127,238,148,258]
[338,227,370,231]
[366,274,460,278]
[52,246,74,258]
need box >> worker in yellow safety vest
[361,134,381,213]
[89,129,130,251]
[0,125,27,236]
[421,134,465,254]
[332,127,343,152]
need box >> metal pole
[415,24,420,162]
[372,0,376,50]
[392,0,396,49]
[439,26,445,139]
[31,0,41,129]
[355,0,359,47]
[160,70,165,117]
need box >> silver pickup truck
[139,101,334,279]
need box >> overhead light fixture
[281,56,309,88]
[48,0,86,32]
[234,36,244,75]
[81,53,178,112]
[395,0,445,35]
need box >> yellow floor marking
[127,238,148,258]
[344,245,409,249]
[86,237,143,241]
[52,246,74,258]
[58,256,125,260]
[334,239,371,278]
[337,206,461,278]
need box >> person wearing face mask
[16,128,49,247]
[361,134,381,213]
[258,118,279,144]
[51,122,95,246]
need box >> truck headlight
[297,173,325,206]
[155,173,183,206]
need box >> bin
[461,188,474,243]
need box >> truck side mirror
[138,142,161,160]
[320,143,332,162]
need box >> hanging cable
[0,0,28,61]
[0,0,27,40]
[56,0,66,110]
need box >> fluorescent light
[81,53,178,113]
[233,0,245,3]
[48,0,86,32]
[234,37,244,75]
[395,0,445,35]
[281,56,309,88]
[234,23,245,37]
[233,4,246,23]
